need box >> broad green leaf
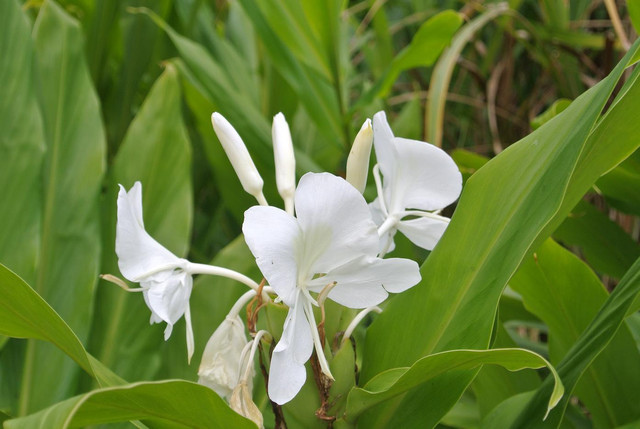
[89,65,192,382]
[347,348,562,422]
[0,0,45,284]
[553,200,640,279]
[359,39,640,428]
[18,0,107,413]
[0,264,122,388]
[4,380,255,429]
[531,99,572,130]
[510,239,640,426]
[426,3,511,147]
[507,255,640,427]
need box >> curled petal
[141,271,192,340]
[268,293,313,405]
[397,216,450,251]
[372,111,397,181]
[116,182,183,281]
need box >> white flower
[198,315,250,399]
[242,172,420,405]
[346,118,373,194]
[371,111,462,253]
[115,182,195,362]
[211,112,267,206]
[272,113,296,215]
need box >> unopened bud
[346,119,373,193]
[198,315,249,399]
[272,113,296,215]
[211,112,267,205]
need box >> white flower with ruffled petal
[116,182,195,361]
[242,172,420,405]
[371,111,462,254]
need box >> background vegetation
[1,0,639,427]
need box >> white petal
[268,293,313,404]
[294,173,379,275]
[309,256,420,308]
[185,303,194,363]
[142,271,192,339]
[397,216,450,251]
[242,206,300,306]
[116,183,183,282]
[387,137,462,213]
[372,111,398,181]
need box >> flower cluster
[112,110,462,417]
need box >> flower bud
[198,315,249,399]
[211,112,267,205]
[272,113,296,215]
[230,382,264,429]
[346,118,373,193]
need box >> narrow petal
[185,303,194,363]
[116,182,182,281]
[309,256,420,308]
[372,111,398,181]
[268,293,313,404]
[397,216,450,251]
[243,206,300,306]
[294,173,379,275]
[369,198,396,254]
[387,137,462,213]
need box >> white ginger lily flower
[371,111,462,254]
[116,182,195,360]
[242,172,420,404]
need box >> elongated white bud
[272,113,296,215]
[211,112,267,205]
[346,119,373,193]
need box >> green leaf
[4,380,255,429]
[89,64,192,382]
[359,39,640,428]
[0,263,122,388]
[426,3,511,147]
[595,150,640,216]
[553,200,640,279]
[531,99,572,130]
[358,10,462,105]
[0,0,45,284]
[508,255,640,427]
[628,0,640,33]
[16,0,107,413]
[347,348,562,422]
[510,240,640,426]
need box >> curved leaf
[507,255,640,428]
[359,38,640,428]
[510,240,640,426]
[20,0,107,412]
[0,264,122,388]
[4,380,255,429]
[347,348,562,421]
